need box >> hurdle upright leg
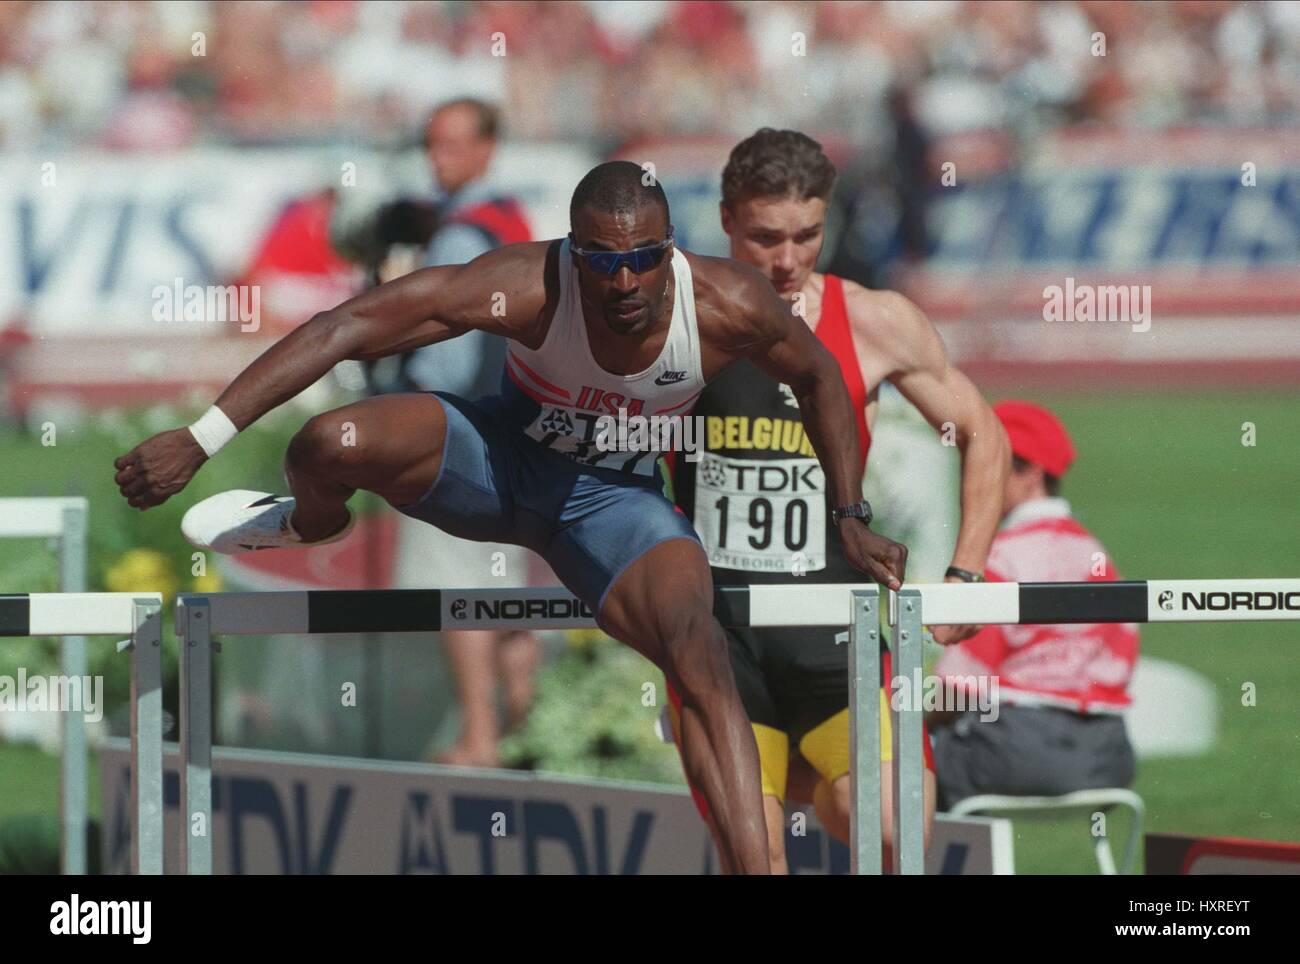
[890,588,925,875]
[125,596,163,875]
[178,596,215,875]
[849,587,882,874]
[58,501,88,875]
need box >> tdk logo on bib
[702,460,822,492]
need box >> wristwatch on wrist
[831,499,873,526]
[945,566,985,583]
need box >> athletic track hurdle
[0,590,165,873]
[174,578,1300,875]
[0,497,89,873]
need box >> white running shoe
[181,489,355,554]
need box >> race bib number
[694,454,826,572]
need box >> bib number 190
[713,495,809,551]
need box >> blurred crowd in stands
[2,0,1297,153]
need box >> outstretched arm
[115,241,552,509]
[852,289,1010,640]
[717,262,908,589]
[216,241,550,430]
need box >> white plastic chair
[949,788,1145,874]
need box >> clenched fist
[114,428,207,509]
[838,519,908,591]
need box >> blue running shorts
[393,392,701,616]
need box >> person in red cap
[930,400,1140,809]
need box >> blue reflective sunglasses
[569,228,675,276]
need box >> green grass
[0,745,101,824]
[1,390,1296,873]
[989,389,1300,873]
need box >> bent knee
[815,777,852,841]
[819,772,934,852]
[288,412,360,472]
[662,611,731,699]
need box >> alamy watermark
[890,669,1000,722]
[1042,277,1151,333]
[152,277,261,332]
[0,670,103,722]
[594,410,706,462]
[50,894,150,943]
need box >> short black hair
[721,128,837,209]
[1012,455,1061,496]
[569,160,670,232]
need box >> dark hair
[721,128,837,209]
[1012,455,1061,496]
[569,160,670,231]
[429,98,500,141]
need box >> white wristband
[188,405,238,458]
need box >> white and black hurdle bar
[175,578,1300,875]
[0,590,165,874]
[0,497,90,874]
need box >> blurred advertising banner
[3,149,347,337]
[1,144,594,337]
[903,126,1300,386]
[914,127,1297,304]
[100,740,1011,875]
[0,143,595,417]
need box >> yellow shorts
[796,694,892,792]
[667,690,891,804]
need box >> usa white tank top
[501,238,706,476]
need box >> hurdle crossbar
[747,579,1300,626]
[174,577,1300,875]
[0,497,89,874]
[0,497,88,539]
[178,579,1300,636]
[0,591,164,875]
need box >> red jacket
[936,497,1139,713]
[443,196,532,246]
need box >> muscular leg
[698,815,734,875]
[814,768,937,870]
[283,393,447,540]
[699,791,785,877]
[437,629,539,766]
[438,629,502,767]
[496,630,540,731]
[598,539,769,874]
[763,796,789,875]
